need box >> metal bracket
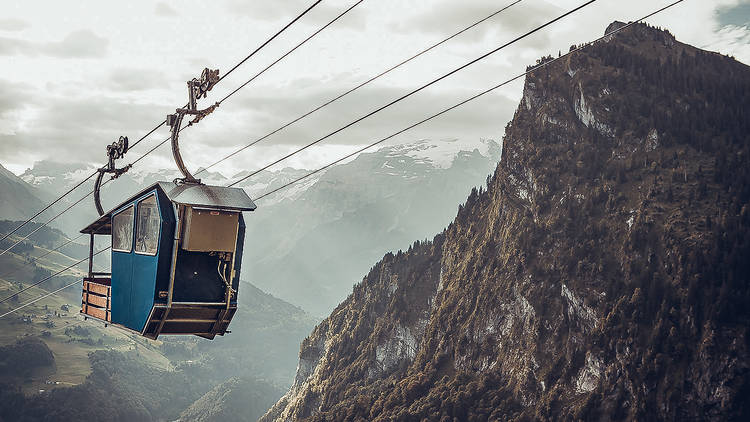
[167,68,220,185]
[94,136,132,216]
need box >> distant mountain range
[5,138,501,315]
[0,163,45,222]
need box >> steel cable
[227,0,600,187]
[198,0,523,175]
[254,1,686,200]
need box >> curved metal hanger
[94,136,131,216]
[167,68,220,185]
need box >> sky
[0,0,748,177]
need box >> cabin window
[112,205,134,252]
[135,195,160,255]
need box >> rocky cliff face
[262,22,750,421]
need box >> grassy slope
[0,237,171,395]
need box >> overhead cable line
[1,278,83,319]
[215,0,367,107]
[0,233,85,282]
[227,0,599,187]
[129,0,364,178]
[0,173,96,246]
[0,247,110,310]
[198,0,523,175]
[127,1,323,154]
[218,0,324,84]
[95,1,323,159]
[0,185,102,258]
[254,0,686,201]
[0,280,81,318]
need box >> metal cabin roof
[81,181,257,235]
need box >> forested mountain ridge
[262,22,750,421]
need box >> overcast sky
[1,0,748,177]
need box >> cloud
[0,29,108,58]
[0,36,31,55]
[707,24,750,64]
[44,30,108,58]
[0,79,35,118]
[716,2,750,27]
[222,0,367,31]
[155,2,179,17]
[387,0,562,39]
[0,94,171,167]
[0,18,30,32]
[106,68,169,92]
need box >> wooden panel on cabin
[84,294,109,309]
[87,307,110,321]
[84,281,110,296]
[81,304,111,322]
[84,276,111,286]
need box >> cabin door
[110,204,135,327]
[131,194,161,331]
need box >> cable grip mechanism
[94,136,132,216]
[167,68,220,185]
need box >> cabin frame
[80,181,256,340]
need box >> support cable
[218,0,324,84]
[0,247,110,309]
[198,0,523,176]
[0,234,85,282]
[215,0,366,106]
[0,173,96,246]
[254,0,686,200]
[0,189,100,258]
[228,0,600,187]
[0,280,84,319]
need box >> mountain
[261,22,750,421]
[179,376,284,422]
[0,163,45,222]
[245,139,501,315]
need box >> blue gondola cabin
[80,181,256,340]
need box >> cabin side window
[135,195,160,255]
[112,205,134,252]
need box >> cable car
[80,181,256,339]
[80,67,257,339]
